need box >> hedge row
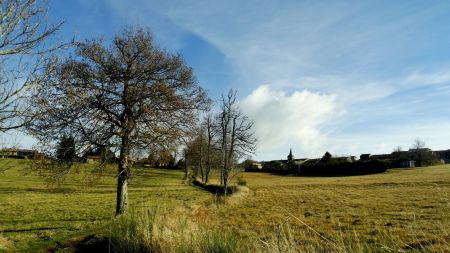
[299,160,388,176]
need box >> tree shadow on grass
[47,234,109,253]
[192,179,237,196]
[0,187,76,194]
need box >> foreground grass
[0,159,211,252]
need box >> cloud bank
[240,86,340,160]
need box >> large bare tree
[0,0,64,132]
[217,89,256,196]
[28,27,210,215]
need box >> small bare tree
[393,146,402,153]
[183,114,219,183]
[28,27,209,215]
[411,138,430,166]
[0,0,65,132]
[217,89,256,196]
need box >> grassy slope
[0,159,211,252]
[209,165,450,251]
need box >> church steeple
[287,148,294,162]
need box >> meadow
[208,166,450,252]
[0,159,212,252]
[1,158,449,252]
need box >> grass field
[1,158,449,252]
[0,159,212,252]
[208,165,450,252]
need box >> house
[434,150,450,163]
[83,147,117,164]
[1,148,37,159]
[399,160,415,168]
[86,155,102,164]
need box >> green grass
[0,159,212,252]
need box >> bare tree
[204,113,214,183]
[217,89,256,196]
[183,114,219,183]
[411,138,432,167]
[184,130,205,179]
[393,146,402,153]
[27,27,210,215]
[0,0,65,132]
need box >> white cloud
[404,69,450,85]
[240,85,341,160]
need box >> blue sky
[6,0,450,161]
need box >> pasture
[0,159,211,252]
[1,158,449,252]
[208,165,450,252]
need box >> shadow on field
[0,187,76,194]
[48,234,109,253]
[2,227,66,233]
[192,179,238,195]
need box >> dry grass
[0,235,12,252]
[206,165,450,252]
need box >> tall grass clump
[108,207,247,253]
[109,208,159,253]
[236,175,247,186]
[198,229,243,253]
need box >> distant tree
[393,146,402,153]
[99,147,116,164]
[27,27,209,215]
[410,138,436,166]
[157,149,176,167]
[239,159,256,171]
[0,0,66,132]
[56,135,76,162]
[184,133,205,179]
[217,89,256,196]
[183,113,219,183]
[411,138,426,166]
[147,152,157,166]
[321,152,332,163]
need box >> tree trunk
[223,169,228,197]
[116,166,128,216]
[115,137,130,216]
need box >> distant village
[0,148,113,164]
[246,148,450,173]
[2,146,450,175]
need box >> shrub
[236,175,247,186]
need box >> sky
[5,0,450,161]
